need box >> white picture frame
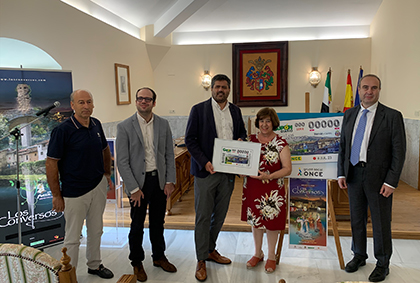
[212,138,261,176]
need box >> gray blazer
[116,113,176,196]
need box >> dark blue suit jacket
[185,98,247,178]
[337,102,406,188]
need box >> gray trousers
[348,164,393,268]
[63,176,107,269]
[194,173,235,260]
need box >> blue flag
[354,68,363,107]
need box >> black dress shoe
[88,264,114,279]
[369,266,389,282]
[345,257,366,273]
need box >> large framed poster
[232,41,288,107]
[276,113,344,179]
[0,68,73,248]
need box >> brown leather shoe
[153,256,177,273]
[134,263,147,282]
[206,250,231,264]
[195,260,207,282]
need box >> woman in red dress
[241,107,292,273]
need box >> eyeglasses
[136,96,153,103]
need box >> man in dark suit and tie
[185,74,247,281]
[338,74,406,282]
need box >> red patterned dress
[241,133,288,230]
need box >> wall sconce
[201,70,212,90]
[309,67,322,88]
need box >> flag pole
[354,66,363,107]
[320,68,332,113]
[305,92,310,113]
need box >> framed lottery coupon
[212,138,261,176]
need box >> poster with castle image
[0,68,72,248]
[288,178,327,250]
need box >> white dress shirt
[137,112,157,172]
[131,112,157,194]
[211,97,233,140]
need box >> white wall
[152,39,371,117]
[1,0,373,121]
[5,0,408,121]
[370,0,420,119]
[370,0,420,188]
[0,0,153,123]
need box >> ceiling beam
[154,0,209,38]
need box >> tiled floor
[45,227,420,283]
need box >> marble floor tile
[44,228,420,283]
[392,238,420,263]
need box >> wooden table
[167,146,193,215]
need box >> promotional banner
[288,178,327,250]
[106,139,116,200]
[275,113,343,179]
[0,68,72,248]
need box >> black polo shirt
[47,115,107,197]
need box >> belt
[354,161,366,167]
[146,170,158,176]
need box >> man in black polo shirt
[46,89,114,279]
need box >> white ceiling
[61,0,383,44]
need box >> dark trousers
[128,173,167,266]
[194,173,235,260]
[347,164,393,268]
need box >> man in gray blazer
[338,74,406,282]
[116,87,177,282]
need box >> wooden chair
[0,243,77,283]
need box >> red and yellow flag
[343,70,353,112]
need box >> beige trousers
[63,176,107,270]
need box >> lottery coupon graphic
[212,138,261,176]
[221,147,252,167]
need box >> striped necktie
[350,109,369,166]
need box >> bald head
[70,89,94,123]
[70,89,93,102]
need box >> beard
[137,106,152,117]
[212,91,228,103]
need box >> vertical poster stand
[269,110,345,267]
[275,195,288,264]
[327,179,345,269]
[275,179,345,269]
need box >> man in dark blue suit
[185,74,247,281]
[338,74,406,282]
